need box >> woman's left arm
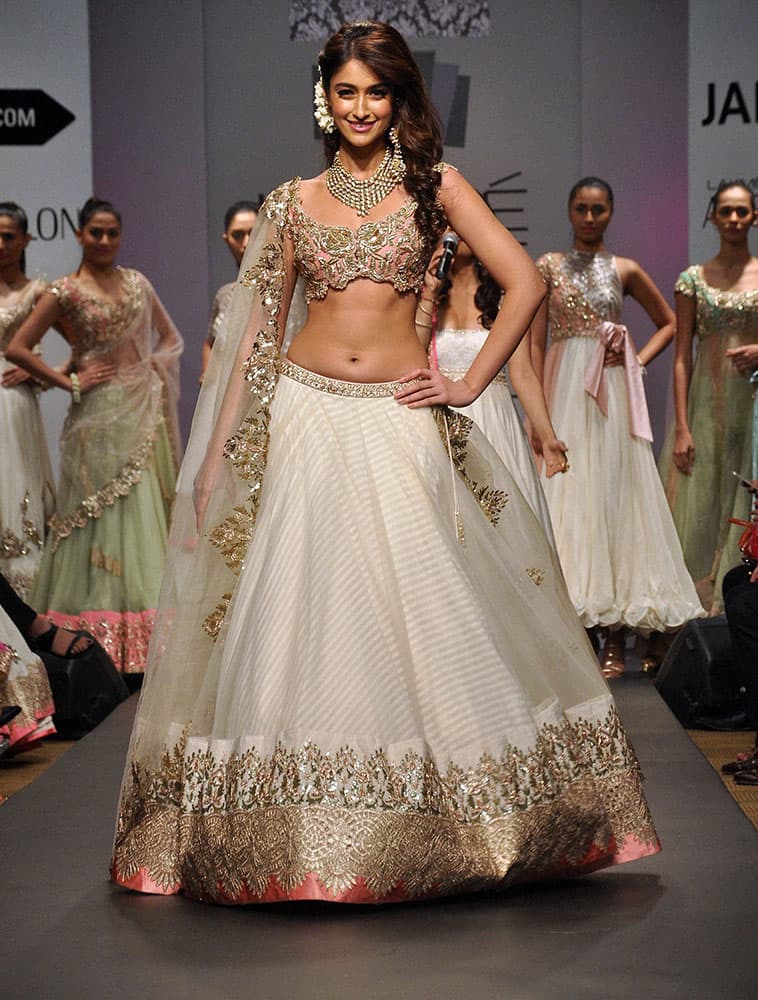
[508,333,568,476]
[617,258,675,366]
[397,170,545,408]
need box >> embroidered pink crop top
[285,177,428,302]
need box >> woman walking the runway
[659,180,758,612]
[0,202,55,598]
[6,198,183,674]
[533,178,701,676]
[111,23,658,905]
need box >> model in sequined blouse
[110,24,659,907]
[659,181,758,612]
[533,178,702,676]
[0,203,55,599]
[6,198,183,673]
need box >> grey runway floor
[1,676,756,1000]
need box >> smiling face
[77,211,121,268]
[569,186,613,249]
[328,58,393,159]
[711,185,757,245]
[0,214,31,275]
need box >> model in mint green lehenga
[659,267,758,611]
[29,269,182,671]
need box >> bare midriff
[286,279,427,382]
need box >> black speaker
[40,641,130,737]
[655,616,747,729]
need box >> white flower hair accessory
[313,76,336,134]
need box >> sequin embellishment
[288,179,428,302]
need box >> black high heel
[28,624,94,658]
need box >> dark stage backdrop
[84,0,688,447]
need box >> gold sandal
[601,632,626,678]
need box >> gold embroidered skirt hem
[111,719,659,904]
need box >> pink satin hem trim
[43,608,156,673]
[583,321,653,441]
[1,710,56,750]
[111,836,661,904]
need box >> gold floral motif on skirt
[48,418,163,552]
[432,407,509,527]
[0,652,54,721]
[113,707,659,901]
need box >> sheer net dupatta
[118,181,301,765]
[145,275,184,474]
[51,274,184,548]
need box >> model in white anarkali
[536,250,702,636]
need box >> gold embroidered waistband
[440,368,509,388]
[277,357,418,398]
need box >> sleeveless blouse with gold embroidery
[284,177,428,302]
[536,251,623,341]
[48,268,144,361]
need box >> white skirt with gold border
[112,360,659,904]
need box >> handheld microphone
[435,232,459,280]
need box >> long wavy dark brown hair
[472,261,502,330]
[437,258,502,330]
[318,21,446,261]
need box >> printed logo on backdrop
[701,80,758,126]
[0,89,75,145]
[483,172,528,247]
[688,3,757,263]
[291,0,490,40]
[1,89,80,249]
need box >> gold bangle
[414,319,433,328]
[417,303,434,319]
[70,371,81,404]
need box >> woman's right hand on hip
[77,363,117,393]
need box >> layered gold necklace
[326,132,406,217]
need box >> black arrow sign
[0,90,76,145]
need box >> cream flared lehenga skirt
[112,361,659,904]
[542,338,703,633]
